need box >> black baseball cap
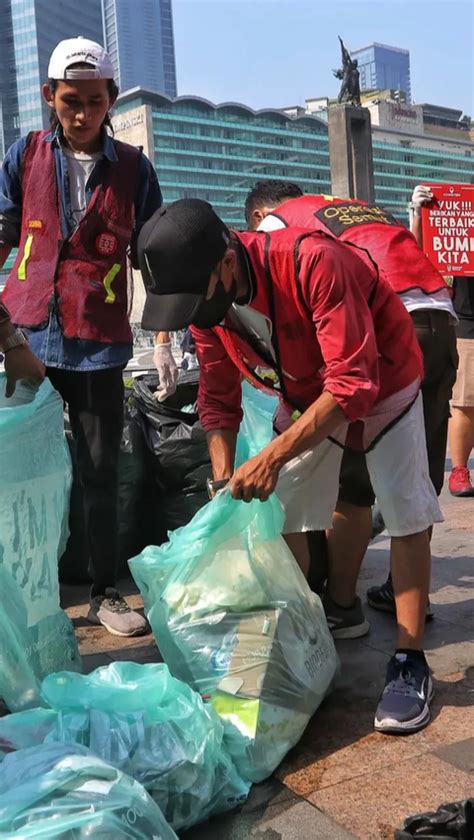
[138,199,231,331]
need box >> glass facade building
[0,0,103,149]
[351,43,411,103]
[114,90,473,229]
[102,0,177,98]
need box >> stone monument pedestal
[328,105,375,203]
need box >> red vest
[193,228,422,437]
[3,130,141,343]
[272,195,449,295]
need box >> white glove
[153,342,178,402]
[411,185,433,217]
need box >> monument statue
[333,36,361,106]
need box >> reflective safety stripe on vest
[17,234,34,281]
[103,263,121,304]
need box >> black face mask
[192,277,237,329]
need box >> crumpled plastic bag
[0,662,248,831]
[130,384,338,783]
[396,798,474,838]
[0,377,81,711]
[0,742,177,838]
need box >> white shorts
[276,393,443,537]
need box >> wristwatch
[1,328,28,353]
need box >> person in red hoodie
[138,198,442,736]
[245,181,458,631]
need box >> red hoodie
[192,228,422,447]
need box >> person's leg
[284,533,310,578]
[328,446,374,607]
[413,311,458,495]
[449,407,474,467]
[366,393,441,733]
[319,449,373,637]
[390,529,431,650]
[48,367,147,636]
[65,369,124,596]
[327,502,372,606]
[448,337,474,495]
[368,312,457,613]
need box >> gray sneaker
[323,593,370,639]
[375,652,434,734]
[87,588,149,637]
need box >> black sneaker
[367,575,434,621]
[375,652,434,734]
[323,593,370,639]
[87,588,149,637]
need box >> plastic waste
[0,662,249,831]
[396,798,474,838]
[131,383,338,783]
[0,377,81,712]
[0,742,178,838]
[133,371,211,533]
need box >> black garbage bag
[395,799,474,839]
[118,385,163,574]
[133,371,211,534]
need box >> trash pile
[0,743,178,839]
[0,376,338,836]
[396,798,474,839]
[0,377,81,711]
[0,662,249,832]
[130,385,339,783]
[59,369,210,583]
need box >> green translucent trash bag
[0,377,81,712]
[0,742,177,838]
[130,383,339,783]
[0,662,249,830]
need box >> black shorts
[338,309,458,507]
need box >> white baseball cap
[48,37,115,80]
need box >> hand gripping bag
[130,384,339,783]
[0,378,81,711]
[0,662,248,830]
[0,742,177,839]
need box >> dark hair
[47,76,119,133]
[244,180,303,224]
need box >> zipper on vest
[17,234,34,281]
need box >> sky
[172,0,474,116]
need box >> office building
[351,43,411,103]
[102,0,177,97]
[0,0,103,156]
[112,89,472,229]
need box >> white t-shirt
[260,213,457,322]
[63,148,102,227]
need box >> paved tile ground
[61,464,474,840]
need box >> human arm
[0,137,27,251]
[410,185,433,247]
[0,304,45,397]
[131,154,163,269]
[153,330,178,402]
[229,391,345,501]
[191,324,243,477]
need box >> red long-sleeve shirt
[192,228,422,437]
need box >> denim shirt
[0,128,162,371]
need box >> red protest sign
[421,183,474,276]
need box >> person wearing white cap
[0,37,163,637]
